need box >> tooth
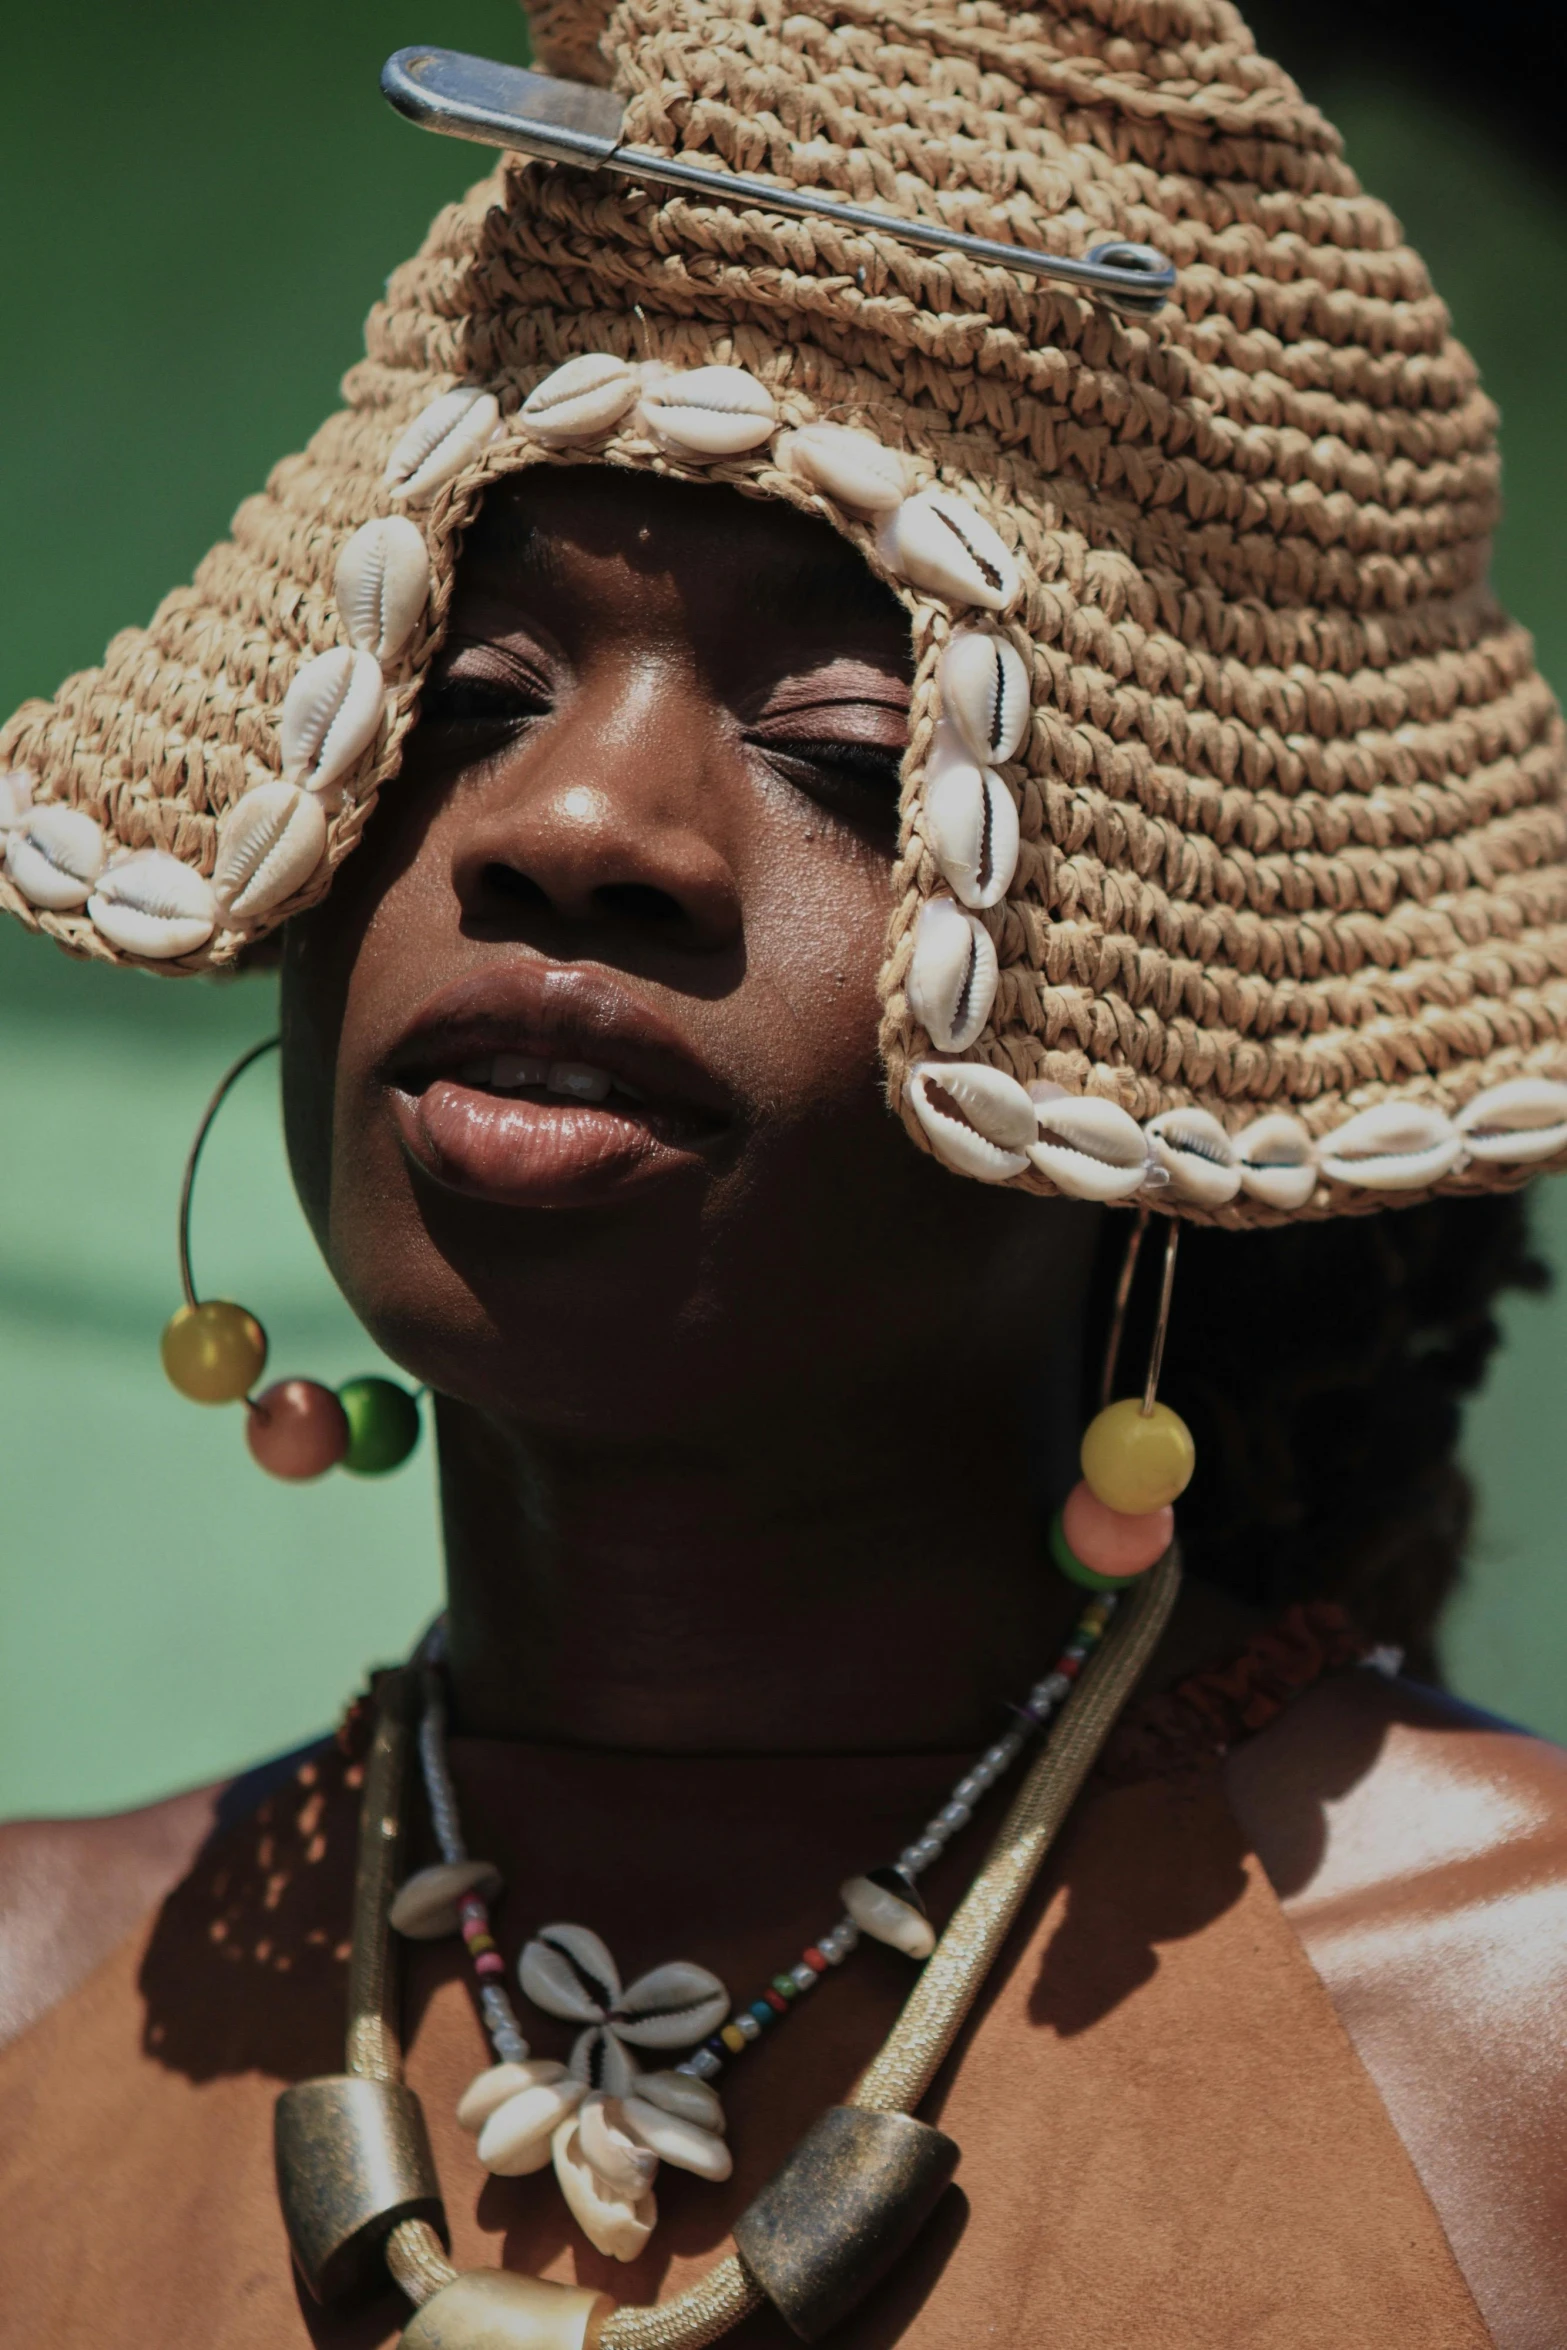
[492,1054,549,1090]
[548,1063,613,1102]
[458,1059,495,1085]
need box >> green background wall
[2,5,1565,1817]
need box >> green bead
[1049,1513,1130,1594]
[337,1378,422,1476]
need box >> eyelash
[419,675,550,733]
[753,737,905,792]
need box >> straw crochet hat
[5,0,1566,1225]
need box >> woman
[2,1,1567,2344]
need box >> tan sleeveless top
[0,1621,1492,2348]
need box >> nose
[451,663,744,955]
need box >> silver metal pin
[381,46,1175,318]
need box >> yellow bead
[160,1300,268,1404]
[1080,1397,1194,1514]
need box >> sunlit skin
[6,468,1567,2345]
[280,466,1105,1758]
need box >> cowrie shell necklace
[390,1593,1122,2263]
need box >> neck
[437,1366,1086,1757]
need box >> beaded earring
[1053,1209,1194,1591]
[159,1037,423,1482]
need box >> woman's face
[282,466,1091,1439]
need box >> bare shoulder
[1227,1667,1567,2350]
[0,1784,222,2052]
[1226,1662,1567,1913]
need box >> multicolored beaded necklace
[389,1592,1118,2262]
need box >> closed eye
[419,674,550,733]
[750,734,904,791]
[748,733,906,846]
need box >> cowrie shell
[334,516,430,666]
[520,353,639,446]
[1319,1102,1463,1191]
[0,769,35,831]
[5,803,105,910]
[553,2109,657,2262]
[905,897,998,1052]
[611,1960,730,2049]
[212,781,327,920]
[476,2077,586,2176]
[1145,1108,1241,1207]
[384,387,502,503]
[280,647,385,796]
[1028,1094,1149,1202]
[907,1059,1033,1182]
[1234,1113,1317,1210]
[634,2071,726,2134]
[940,630,1030,764]
[457,2061,565,2134]
[568,2026,641,2100]
[520,1924,619,2021]
[1454,1077,1567,1164]
[878,489,1020,613]
[779,424,909,513]
[841,1868,936,1960]
[639,366,777,459]
[579,2095,661,2198]
[387,1857,504,1941]
[621,2095,733,2182]
[922,720,1019,910]
[88,851,217,960]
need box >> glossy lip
[383,960,735,1209]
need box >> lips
[383,961,733,1209]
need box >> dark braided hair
[1087,1193,1548,1680]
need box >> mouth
[384,964,733,1209]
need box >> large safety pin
[382,46,1176,318]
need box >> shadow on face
[280,465,1094,1442]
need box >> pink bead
[245,1380,350,1480]
[474,1951,506,1978]
[1061,1479,1172,1579]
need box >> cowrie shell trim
[1146,1108,1241,1207]
[212,781,328,921]
[385,388,502,504]
[5,803,106,911]
[907,1060,1033,1182]
[88,851,217,960]
[878,489,1020,613]
[906,897,998,1053]
[640,366,777,460]
[1319,1103,1464,1191]
[521,354,640,446]
[334,516,430,667]
[922,721,1019,912]
[1455,1078,1567,1164]
[940,631,1030,765]
[779,424,909,513]
[1234,1114,1317,1211]
[280,647,386,797]
[1028,1094,1149,1202]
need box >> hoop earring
[159,1038,423,1483]
[1051,1207,1194,1590]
